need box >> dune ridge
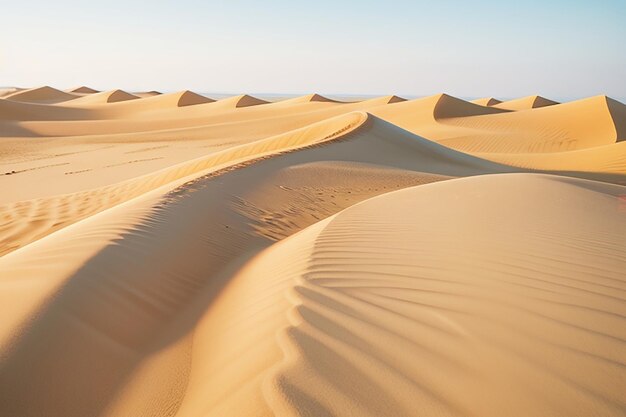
[0,86,624,417]
[68,86,99,94]
[0,112,367,256]
[2,171,623,417]
[64,89,140,105]
[4,86,79,104]
[0,111,518,257]
[471,97,502,106]
[217,94,270,108]
[420,95,626,154]
[494,95,559,110]
[261,174,626,417]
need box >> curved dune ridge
[171,90,214,107]
[4,86,79,104]
[0,111,368,256]
[0,111,515,257]
[260,174,626,417]
[0,172,623,417]
[0,87,625,417]
[494,95,560,110]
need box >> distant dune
[134,90,163,98]
[0,86,624,417]
[64,89,140,105]
[4,86,79,104]
[68,86,100,94]
[214,94,269,108]
[167,90,214,107]
[494,95,559,110]
[471,97,502,106]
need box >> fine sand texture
[0,88,625,417]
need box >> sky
[1,0,625,100]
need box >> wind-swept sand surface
[0,87,625,417]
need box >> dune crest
[605,96,626,141]
[262,174,626,417]
[64,89,140,105]
[437,95,626,153]
[214,94,269,108]
[471,97,502,106]
[433,93,509,118]
[0,84,624,417]
[171,90,213,107]
[296,93,344,103]
[385,94,407,104]
[4,86,79,104]
[68,86,99,94]
[494,95,559,110]
[106,90,215,111]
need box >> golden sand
[0,87,624,417]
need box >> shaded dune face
[0,89,624,417]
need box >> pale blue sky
[1,0,624,100]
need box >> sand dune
[285,93,347,103]
[0,87,22,98]
[368,93,509,141]
[0,97,93,121]
[1,171,623,417]
[90,90,215,113]
[214,94,270,108]
[471,97,502,106]
[68,86,100,94]
[259,174,626,417]
[494,95,559,110]
[168,90,214,106]
[371,93,507,127]
[0,86,624,417]
[4,86,79,104]
[134,90,162,98]
[371,94,626,154]
[439,95,625,153]
[64,89,140,105]
[0,112,514,256]
[475,141,626,174]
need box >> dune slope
[261,174,626,417]
[64,89,140,105]
[2,172,623,417]
[0,87,624,417]
[494,95,559,110]
[4,86,79,104]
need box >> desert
[1,1,625,415]
[0,86,624,416]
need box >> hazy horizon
[2,0,625,99]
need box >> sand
[0,87,624,417]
